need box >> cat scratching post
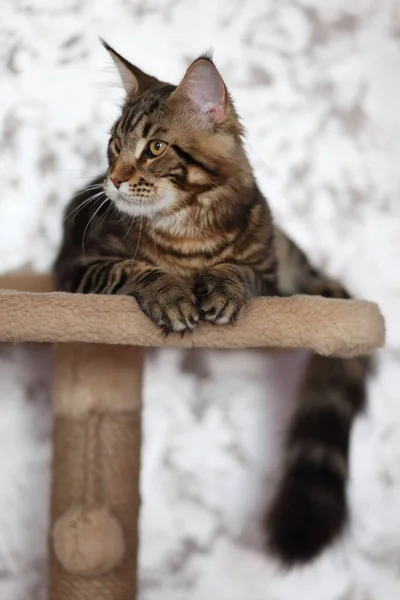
[0,273,386,600]
[50,343,143,599]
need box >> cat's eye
[114,138,122,154]
[148,140,167,157]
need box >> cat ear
[173,55,228,125]
[101,39,160,97]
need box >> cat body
[54,43,370,566]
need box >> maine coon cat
[54,42,370,565]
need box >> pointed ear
[101,39,161,97]
[173,56,228,126]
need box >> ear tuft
[197,50,215,64]
[101,39,138,95]
[101,39,161,98]
[174,56,228,125]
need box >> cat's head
[102,41,252,220]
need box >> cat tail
[266,228,371,565]
[266,353,369,565]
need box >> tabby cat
[54,42,370,566]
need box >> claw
[161,326,172,339]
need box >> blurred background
[0,1,400,599]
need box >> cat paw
[195,272,248,325]
[308,280,350,299]
[136,278,199,334]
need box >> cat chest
[136,230,234,277]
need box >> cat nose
[110,176,129,190]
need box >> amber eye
[114,138,121,154]
[148,140,167,157]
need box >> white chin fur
[104,180,176,217]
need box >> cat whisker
[130,200,144,263]
[99,200,116,228]
[140,184,227,244]
[81,197,109,255]
[172,197,227,246]
[122,213,137,241]
[74,183,104,195]
[158,202,215,255]
[64,193,105,222]
[179,198,218,248]
[109,208,129,224]
[71,186,104,202]
[148,217,159,258]
[64,191,106,222]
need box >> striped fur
[54,45,370,565]
[268,230,371,564]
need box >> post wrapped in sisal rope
[50,343,144,600]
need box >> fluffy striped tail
[268,227,371,564]
[266,354,369,565]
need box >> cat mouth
[118,191,150,206]
[113,189,176,217]
[103,179,176,217]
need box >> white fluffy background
[1,1,400,599]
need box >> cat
[54,41,370,566]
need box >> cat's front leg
[56,257,199,334]
[195,263,260,325]
[119,265,199,334]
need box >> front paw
[136,276,199,334]
[195,271,249,325]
